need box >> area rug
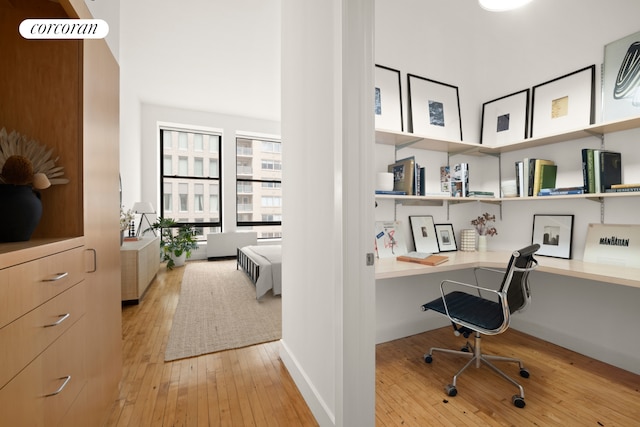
[164,260,281,361]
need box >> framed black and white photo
[530,65,595,138]
[409,215,440,254]
[481,89,530,146]
[434,223,457,252]
[531,214,574,259]
[407,73,462,141]
[375,64,404,132]
[602,31,640,123]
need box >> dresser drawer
[0,246,84,329]
[0,316,87,427]
[0,280,86,389]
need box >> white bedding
[240,245,282,299]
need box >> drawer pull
[44,375,71,397]
[44,313,71,328]
[42,272,69,282]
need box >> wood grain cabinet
[0,240,89,426]
[0,0,122,425]
[121,237,161,303]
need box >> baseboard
[376,317,450,344]
[279,340,335,427]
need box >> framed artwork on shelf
[434,223,457,252]
[480,89,530,146]
[375,64,404,132]
[530,65,595,138]
[407,73,462,141]
[409,215,440,254]
[531,214,574,259]
[602,31,640,123]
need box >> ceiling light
[479,0,533,12]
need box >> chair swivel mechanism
[420,244,540,408]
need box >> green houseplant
[147,217,198,269]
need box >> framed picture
[375,64,404,132]
[434,223,457,252]
[407,73,462,141]
[602,31,640,123]
[531,214,574,259]
[530,65,595,138]
[480,89,530,146]
[409,215,440,254]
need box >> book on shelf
[388,156,416,195]
[599,150,622,192]
[449,162,469,197]
[440,165,450,193]
[515,161,524,197]
[611,183,640,188]
[537,186,585,196]
[532,159,555,196]
[604,186,640,193]
[582,149,622,193]
[468,190,495,198]
[537,164,557,193]
[397,253,449,266]
[375,190,407,195]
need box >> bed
[237,245,282,299]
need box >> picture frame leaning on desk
[531,214,574,259]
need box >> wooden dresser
[0,0,123,424]
[121,237,161,303]
[0,239,89,425]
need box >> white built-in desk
[375,250,640,289]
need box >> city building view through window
[236,136,282,239]
[160,128,222,239]
[160,128,282,241]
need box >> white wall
[281,1,375,426]
[119,0,281,208]
[374,0,640,374]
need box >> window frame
[159,126,222,237]
[235,135,282,234]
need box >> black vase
[0,184,43,242]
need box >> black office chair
[420,244,540,408]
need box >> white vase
[478,235,487,252]
[171,252,187,267]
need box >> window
[160,128,222,239]
[236,136,282,239]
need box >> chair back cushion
[501,244,540,313]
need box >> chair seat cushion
[422,291,505,331]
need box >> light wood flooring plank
[104,262,640,426]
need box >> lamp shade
[132,201,155,214]
[479,0,533,12]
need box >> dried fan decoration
[0,127,69,188]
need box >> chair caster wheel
[519,368,530,378]
[512,395,526,408]
[460,346,470,352]
[424,354,433,363]
[445,384,457,396]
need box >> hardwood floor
[105,262,640,426]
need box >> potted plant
[147,217,198,269]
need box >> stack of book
[515,158,557,197]
[605,183,640,193]
[582,149,622,193]
[387,156,425,196]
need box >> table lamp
[133,201,156,237]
